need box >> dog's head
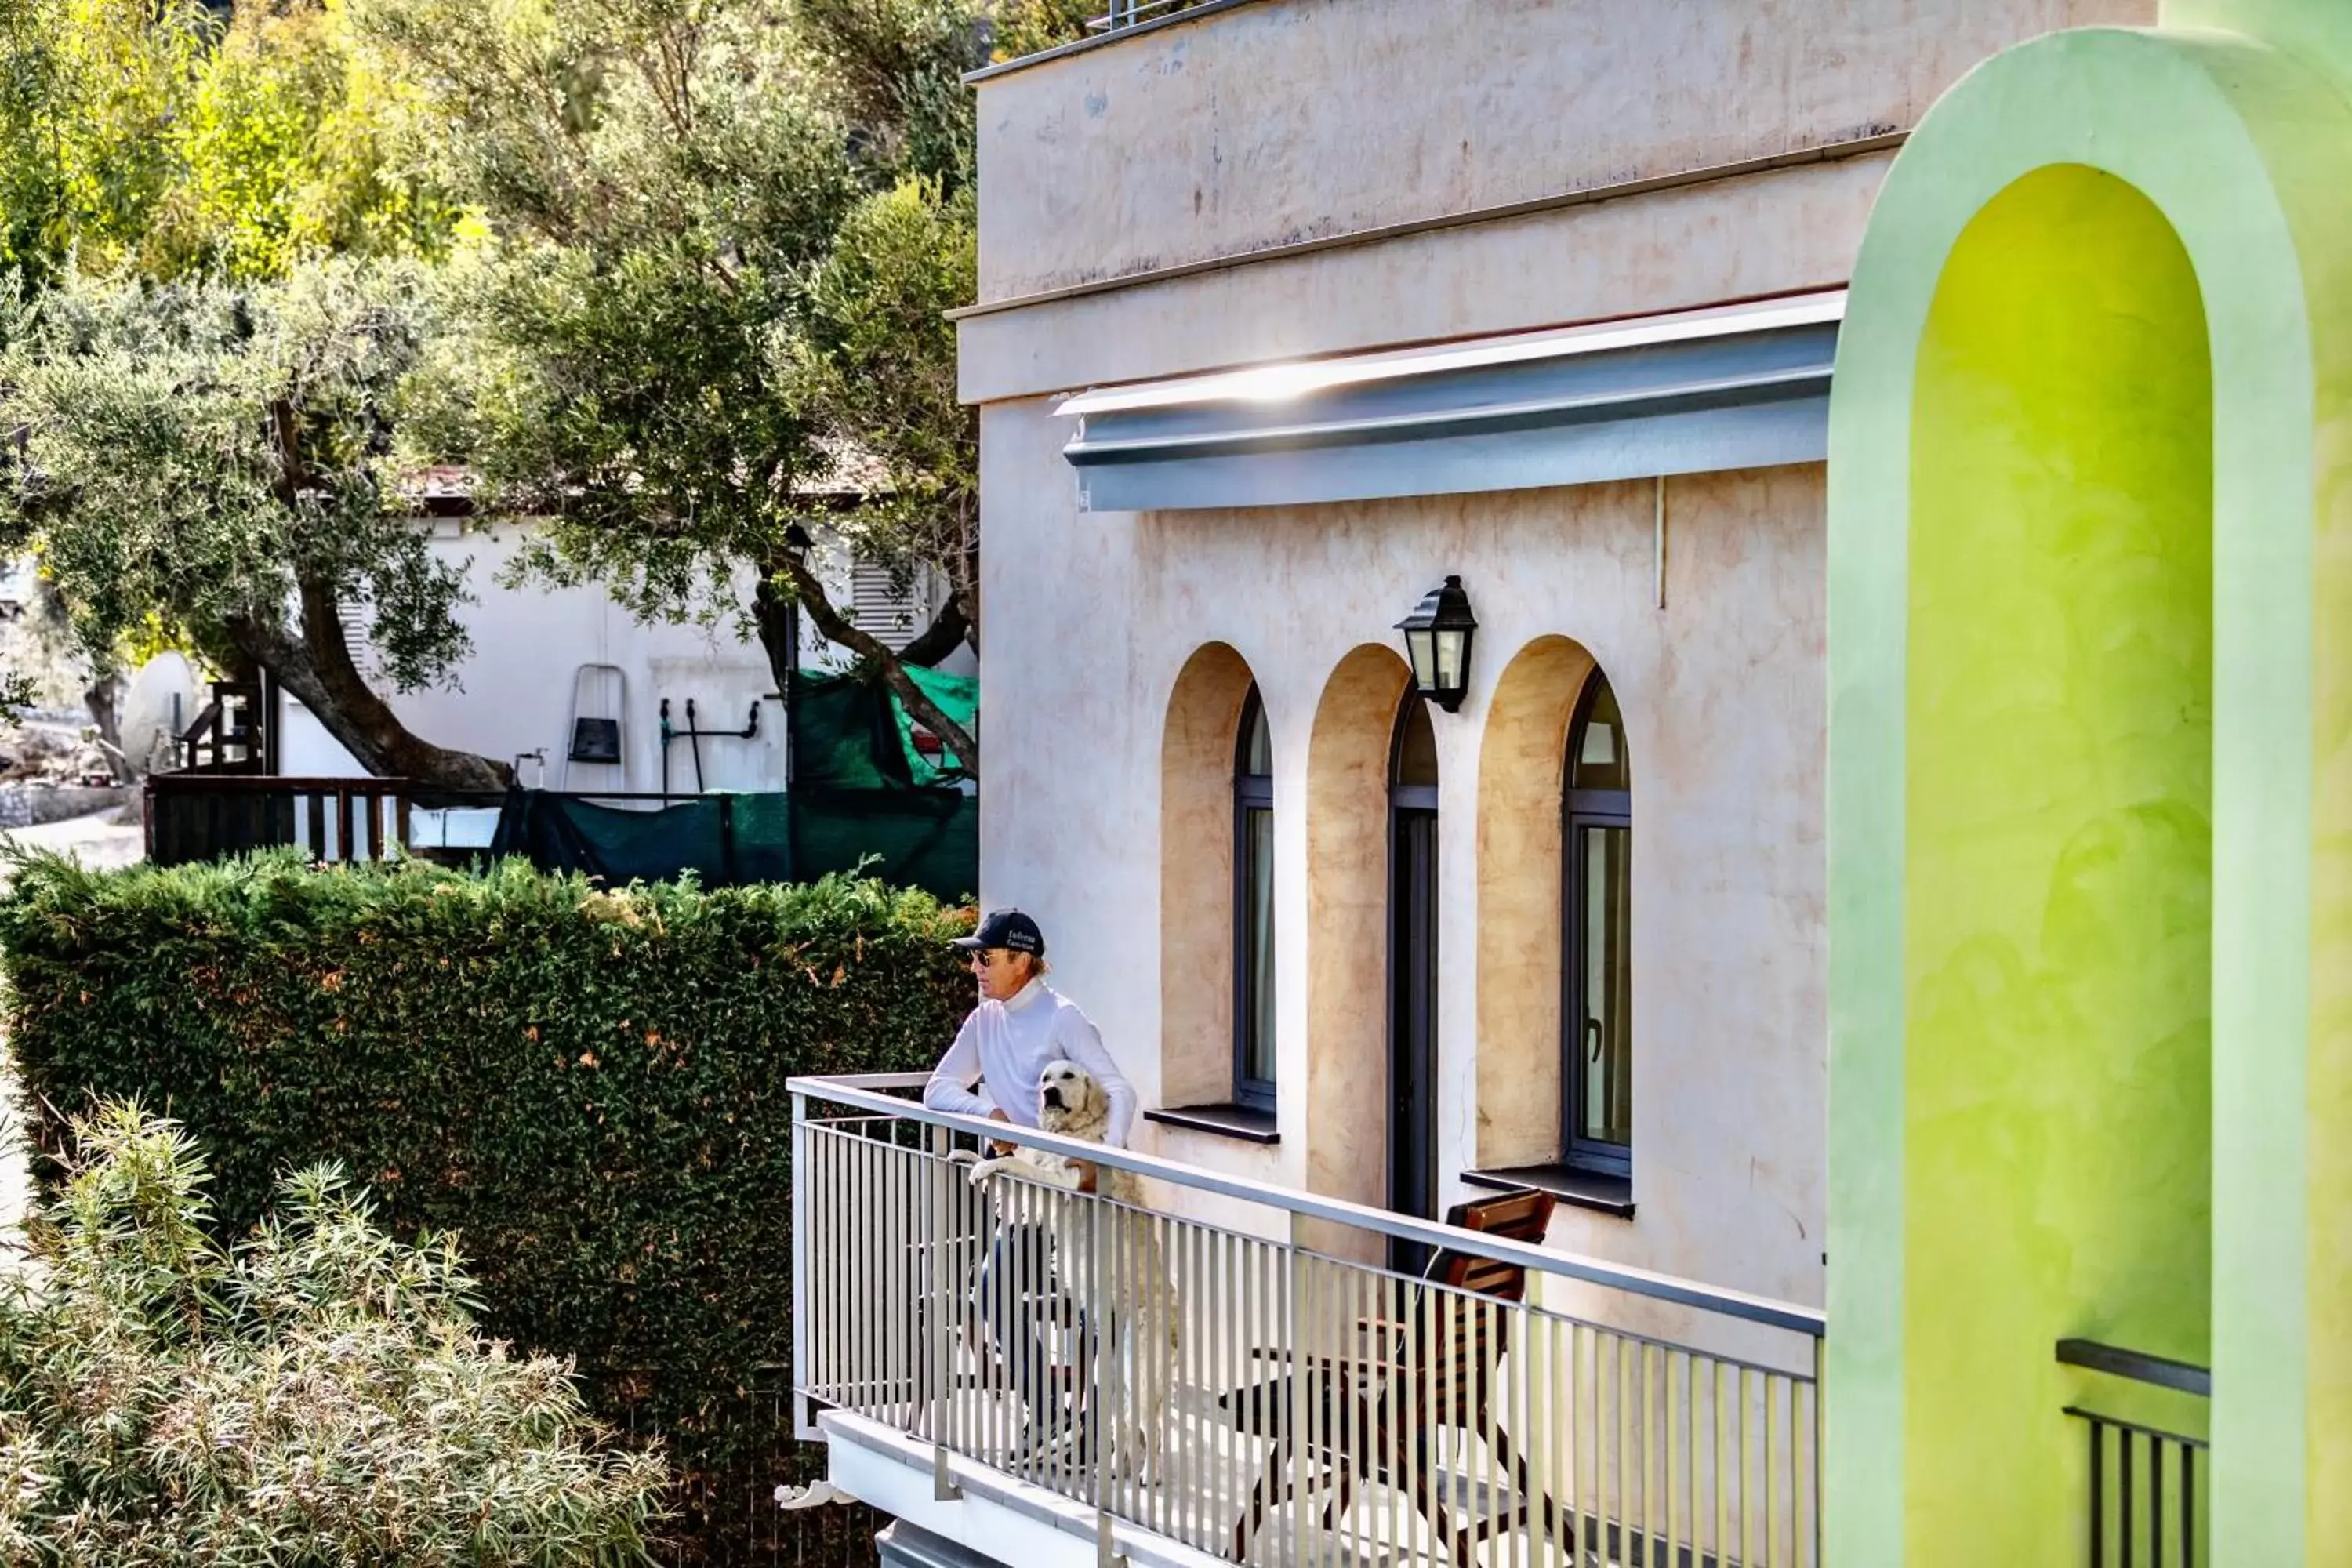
[1036,1060,1109,1138]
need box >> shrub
[0,853,973,1554]
[0,1101,669,1566]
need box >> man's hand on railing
[985,1107,1014,1157]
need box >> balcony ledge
[822,1409,1229,1568]
[964,1,1272,85]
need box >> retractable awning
[1055,290,1843,513]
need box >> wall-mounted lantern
[1396,575,1478,713]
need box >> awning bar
[1056,289,1846,418]
[1055,290,1846,512]
[1067,363,1832,464]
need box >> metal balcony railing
[792,1073,1825,1568]
[2058,1339,2211,1568]
[1091,0,1225,34]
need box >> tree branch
[953,495,979,654]
[249,398,508,789]
[267,397,306,506]
[749,573,799,699]
[896,594,967,668]
[767,549,978,779]
[223,583,510,792]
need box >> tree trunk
[956,491,979,658]
[83,675,133,783]
[224,575,511,791]
[750,574,800,695]
[248,399,510,789]
[765,550,979,778]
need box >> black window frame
[1563,670,1633,1178]
[1233,685,1277,1112]
[1386,692,1442,1275]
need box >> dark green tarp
[789,666,975,789]
[484,662,980,895]
[486,786,975,901]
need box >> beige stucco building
[962,0,2145,1312]
[789,6,2301,1568]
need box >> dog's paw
[946,1148,981,1167]
[1107,1438,1160,1485]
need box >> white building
[270,517,972,797]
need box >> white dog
[962,1061,1178,1480]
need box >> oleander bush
[0,853,973,1560]
[0,1101,669,1566]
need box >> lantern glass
[1404,626,1438,692]
[1433,626,1468,694]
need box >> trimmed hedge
[0,851,971,1537]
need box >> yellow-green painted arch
[1828,21,2352,1567]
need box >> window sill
[1145,1104,1280,1145]
[1462,1165,1634,1218]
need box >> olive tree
[354,0,1001,771]
[0,262,506,786]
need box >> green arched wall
[1826,17,2352,1567]
[1905,163,2212,1562]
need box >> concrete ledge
[957,154,1892,405]
[820,1410,1230,1568]
[964,0,1275,85]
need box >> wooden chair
[1221,1189,1563,1567]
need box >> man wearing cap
[927,907,1135,1459]
[927,907,1136,1153]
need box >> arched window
[1564,668,1632,1175]
[1234,685,1276,1109]
[1392,696,1439,805]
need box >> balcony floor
[830,1376,1678,1568]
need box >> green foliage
[794,0,983,187]
[0,0,1005,763]
[355,0,988,738]
[0,0,453,287]
[354,0,864,625]
[0,854,975,1515]
[0,259,471,689]
[0,4,481,780]
[776,175,976,614]
[0,1099,669,1565]
[158,0,461,281]
[0,0,213,285]
[982,0,1096,63]
[0,668,34,721]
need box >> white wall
[975,0,2153,303]
[277,520,974,790]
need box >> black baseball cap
[952,907,1045,956]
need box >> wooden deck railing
[144,772,413,867]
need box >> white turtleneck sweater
[924,977,1137,1146]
